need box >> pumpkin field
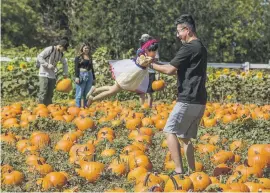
[1,93,270,192]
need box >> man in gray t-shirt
[150,14,207,175]
[37,39,69,105]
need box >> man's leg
[163,102,189,174]
[38,76,48,105]
[47,78,56,105]
[166,133,184,173]
[180,138,195,173]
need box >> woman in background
[74,42,96,108]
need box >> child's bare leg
[93,86,112,94]
[87,83,122,106]
[139,93,146,106]
[147,93,153,108]
[93,84,121,101]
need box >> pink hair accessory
[141,39,158,51]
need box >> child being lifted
[86,39,158,106]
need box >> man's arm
[37,47,52,67]
[151,61,177,75]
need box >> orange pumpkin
[55,140,73,152]
[76,161,104,182]
[127,166,148,182]
[155,119,167,130]
[164,175,193,191]
[2,170,24,185]
[203,117,217,127]
[228,183,250,192]
[56,78,72,93]
[108,160,127,176]
[189,172,211,191]
[16,139,31,152]
[244,182,264,192]
[1,164,14,174]
[126,118,141,130]
[75,116,95,131]
[152,80,165,91]
[30,132,50,148]
[129,154,152,170]
[41,172,68,190]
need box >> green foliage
[156,68,270,104]
[198,118,270,144]
[2,0,270,62]
[1,54,270,104]
[1,58,39,102]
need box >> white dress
[110,59,149,93]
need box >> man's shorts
[163,102,206,139]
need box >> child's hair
[136,39,159,58]
[147,42,158,52]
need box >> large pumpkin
[56,78,72,93]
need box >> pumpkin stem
[37,159,43,165]
[169,175,179,190]
[125,150,129,155]
[232,146,239,153]
[76,149,80,156]
[143,172,151,187]
[92,153,96,162]
[197,175,203,180]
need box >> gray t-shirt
[37,46,68,79]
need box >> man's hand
[47,64,55,70]
[75,77,80,84]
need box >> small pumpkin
[108,159,127,176]
[152,80,165,91]
[30,132,50,148]
[2,170,24,185]
[55,140,73,152]
[75,116,95,131]
[189,172,211,192]
[56,78,72,93]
